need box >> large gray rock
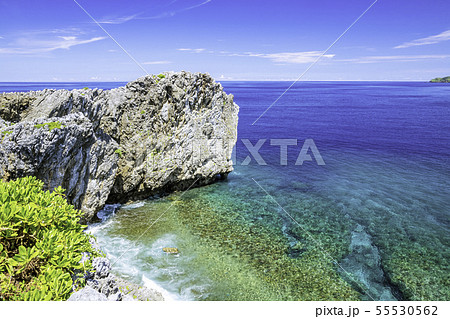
[0,72,239,220]
[74,255,164,301]
[0,113,118,220]
[68,286,108,301]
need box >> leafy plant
[34,121,63,131]
[157,74,165,79]
[115,148,123,157]
[0,176,99,300]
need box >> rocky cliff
[0,72,239,221]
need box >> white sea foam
[142,275,178,301]
[87,218,115,236]
[96,204,121,221]
[121,201,145,209]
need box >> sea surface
[2,81,449,300]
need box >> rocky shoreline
[0,72,239,300]
[68,205,169,301]
[69,256,164,301]
[0,71,239,221]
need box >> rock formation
[0,72,239,221]
[69,257,164,301]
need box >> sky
[0,0,449,82]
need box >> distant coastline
[430,76,450,83]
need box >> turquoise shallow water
[89,151,449,300]
[2,81,447,300]
[87,82,449,301]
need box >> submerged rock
[0,72,239,220]
[115,277,164,301]
[162,247,179,254]
[339,224,397,300]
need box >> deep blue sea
[2,81,449,300]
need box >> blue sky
[0,0,449,81]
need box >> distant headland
[430,76,450,83]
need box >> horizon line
[0,79,436,84]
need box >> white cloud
[143,0,212,19]
[177,48,334,64]
[339,54,450,63]
[177,48,205,53]
[142,60,172,65]
[0,36,106,55]
[181,0,212,12]
[22,28,87,37]
[97,0,212,24]
[256,51,335,64]
[395,30,450,49]
[59,36,77,41]
[98,14,141,24]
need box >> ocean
[2,81,449,300]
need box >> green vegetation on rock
[115,148,123,157]
[157,74,165,79]
[34,121,63,131]
[430,76,450,83]
[1,130,12,141]
[0,176,99,301]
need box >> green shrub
[34,121,63,131]
[157,74,165,79]
[0,176,99,301]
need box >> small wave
[87,218,115,236]
[97,204,121,221]
[121,201,146,209]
